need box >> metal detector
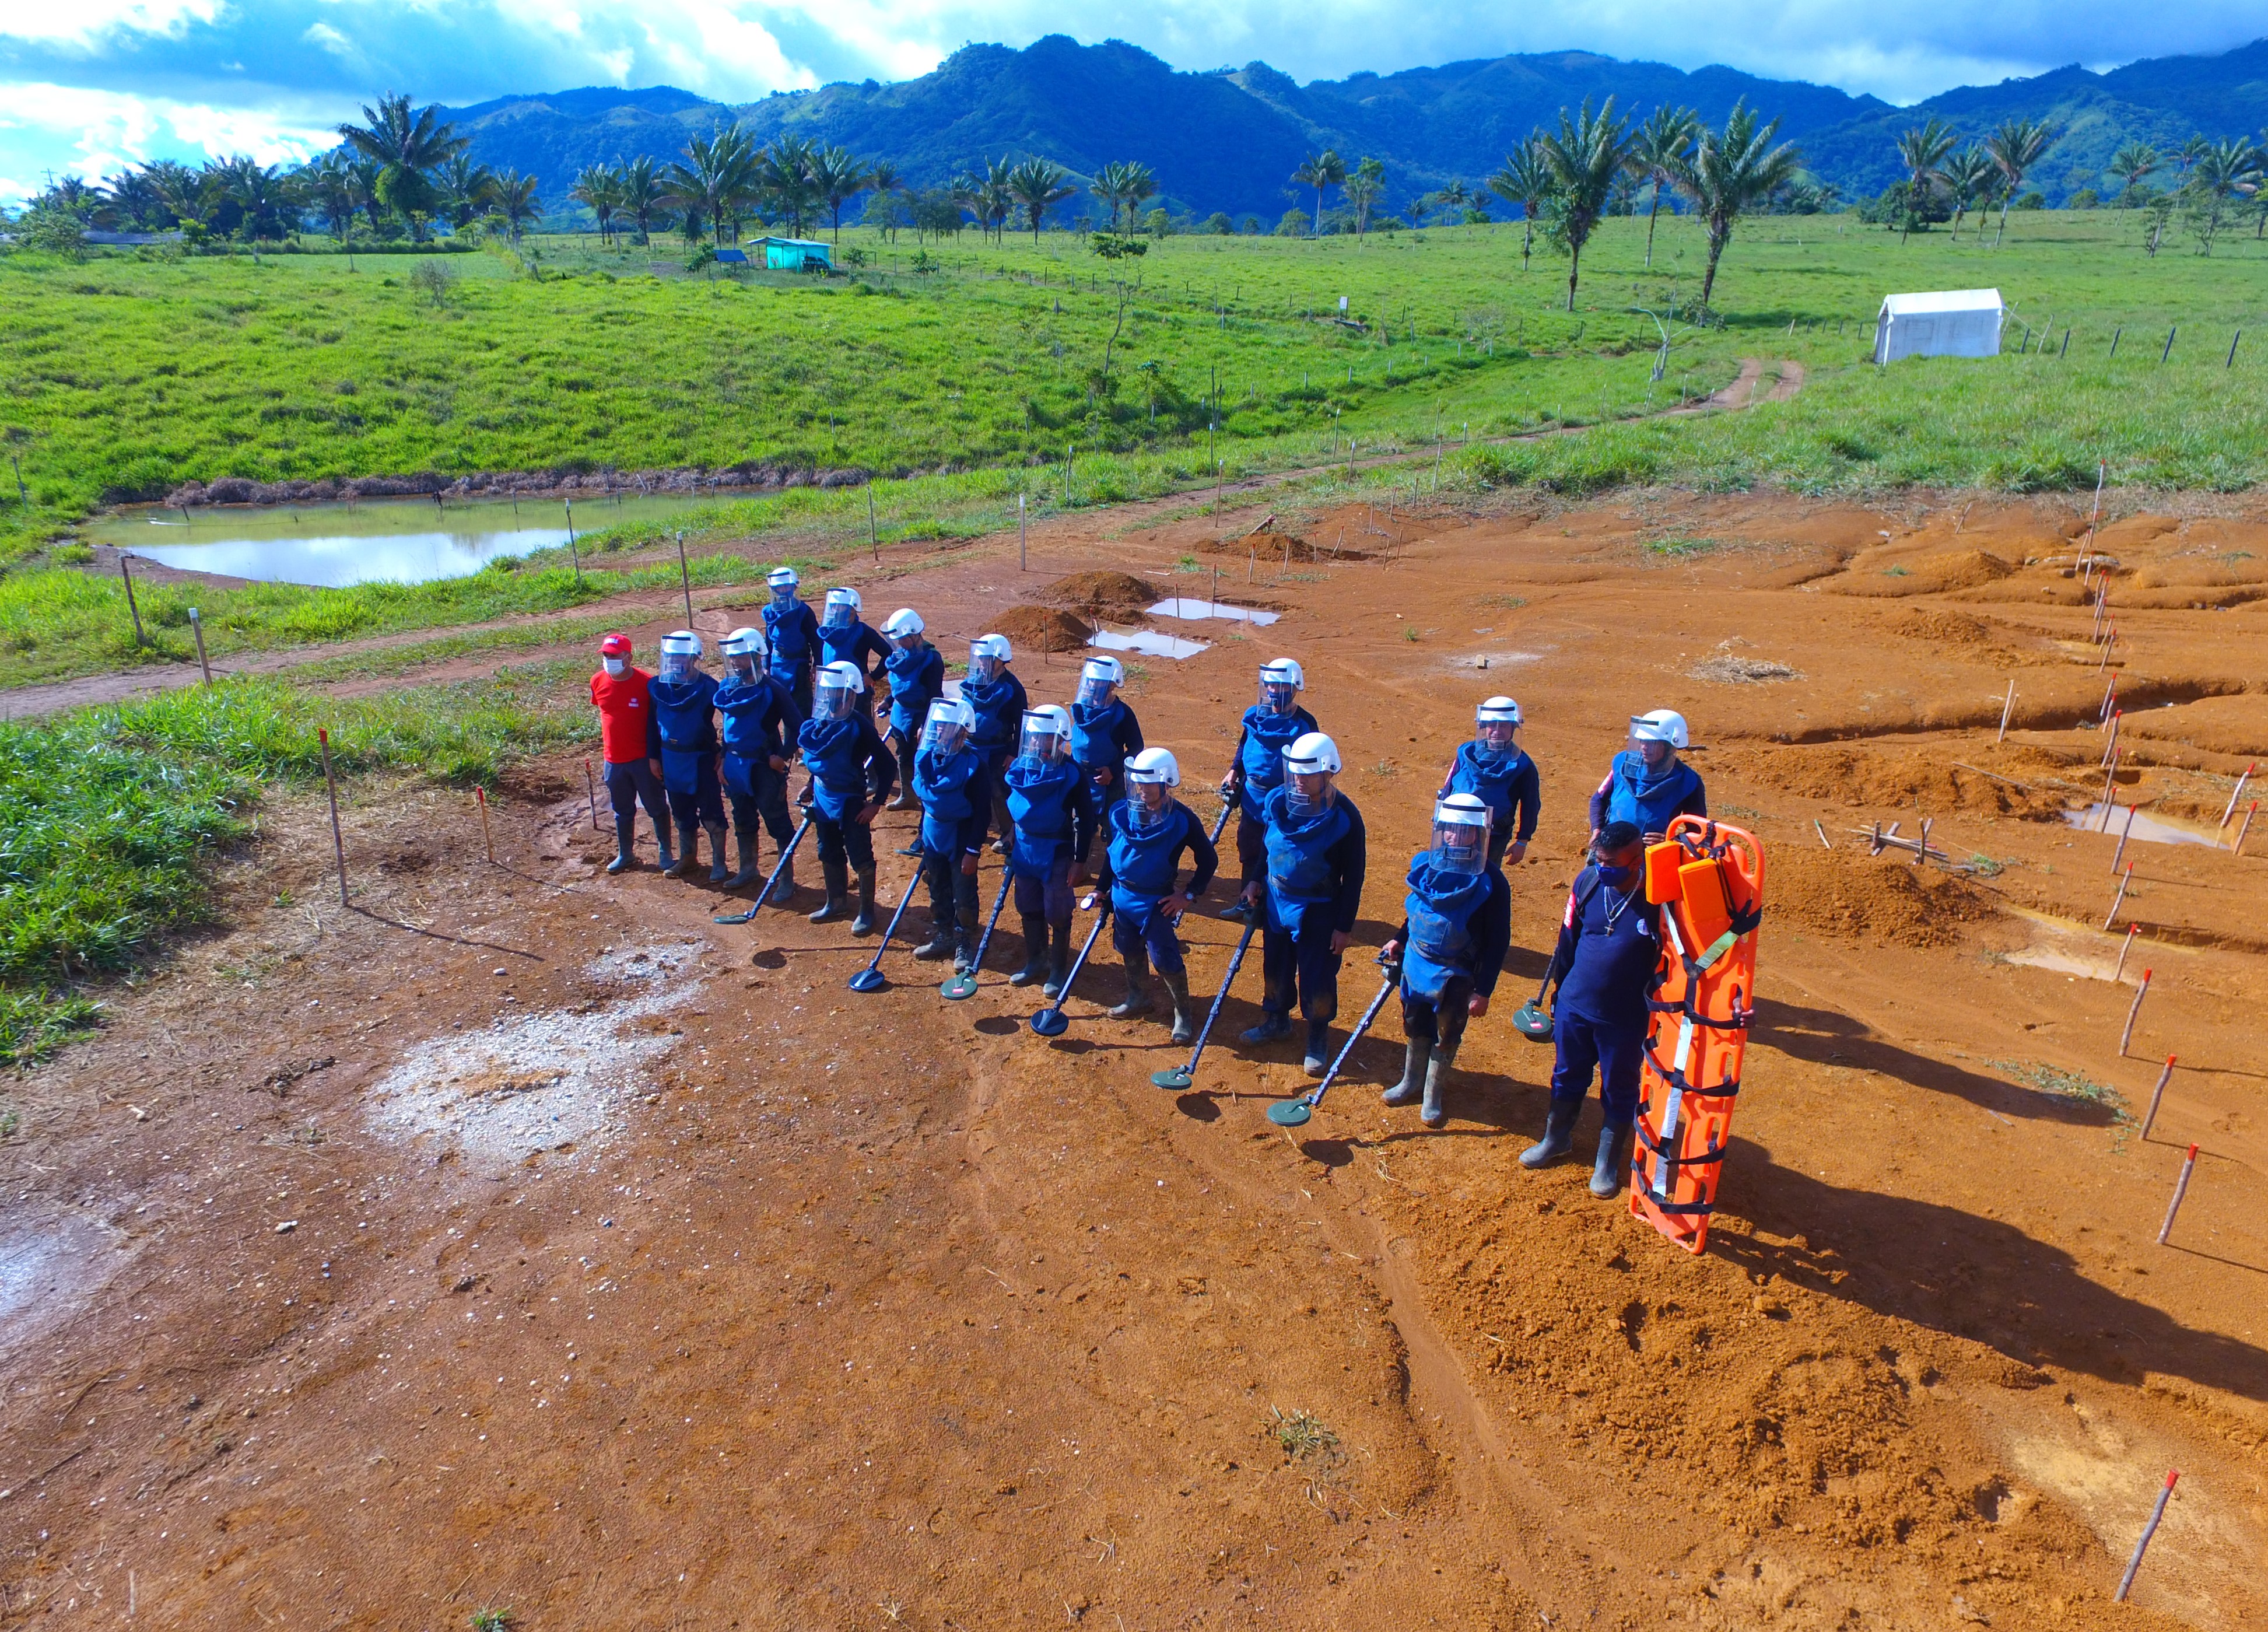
[713,817,811,926]
[941,865,1015,1000]
[1151,915,1258,1089]
[1267,956,1398,1127]
[847,869,922,993]
[1512,973,1554,1042]
[1029,896,1112,1037]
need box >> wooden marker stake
[867,486,879,565]
[119,554,146,647]
[2098,752,2120,824]
[190,607,212,685]
[2235,801,2257,857]
[1996,680,2015,743]
[2103,864,2133,930]
[675,533,695,628]
[2115,1470,2181,1601]
[2101,709,2122,767]
[2140,1055,2177,1140]
[2119,968,2151,1056]
[584,758,601,829]
[477,786,496,864]
[318,728,349,909]
[2219,763,2255,828]
[2154,1151,2196,1247]
[1017,492,1027,572]
[2112,922,2140,980]
[2110,801,2137,872]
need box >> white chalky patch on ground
[0,1209,125,1353]
[363,941,709,1164]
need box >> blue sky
[2,1,2262,202]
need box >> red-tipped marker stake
[584,758,600,829]
[2098,752,2120,826]
[2116,1469,2180,1601]
[1996,679,2015,743]
[2099,674,2117,724]
[2110,800,2137,873]
[2236,801,2258,857]
[2220,764,2255,828]
[2119,968,2152,1056]
[2157,1147,2198,1246]
[2112,922,2140,980]
[2140,1055,2178,1140]
[2101,708,2121,768]
[2104,864,2133,931]
[318,727,348,910]
[476,785,496,864]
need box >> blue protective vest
[762,600,818,681]
[797,716,868,821]
[1446,743,1530,840]
[646,671,718,794]
[913,747,984,856]
[714,674,787,799]
[885,645,944,734]
[1401,857,1494,1001]
[1262,786,1351,936]
[1070,699,1128,773]
[1003,754,1081,874]
[1238,706,1306,819]
[1106,799,1190,913]
[817,621,876,673]
[961,672,1023,754]
[1604,752,1702,836]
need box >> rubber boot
[1302,1020,1333,1078]
[1590,1122,1636,1200]
[662,819,697,878]
[851,870,879,937]
[953,908,980,973]
[913,905,956,961]
[723,831,760,889]
[885,790,913,812]
[704,824,730,885]
[1239,1012,1293,1047]
[1163,969,1196,1043]
[1421,1041,1457,1130]
[608,815,637,874]
[1009,915,1050,986]
[653,821,675,873]
[1519,1101,1579,1169]
[1108,950,1153,1018]
[808,857,852,924]
[766,852,796,903]
[1381,1038,1431,1107]
[1041,921,1072,999]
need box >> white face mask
[602,657,627,677]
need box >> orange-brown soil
[3,487,2263,1630]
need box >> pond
[82,492,743,589]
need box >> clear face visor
[1019,722,1063,762]
[1631,734,1677,769]
[769,582,797,607]
[1284,767,1331,814]
[920,709,967,754]
[968,651,1001,682]
[601,656,628,677]
[814,678,855,722]
[1476,718,1519,756]
[1077,674,1116,708]
[1125,779,1170,832]
[1259,678,1298,713]
[889,629,923,654]
[723,649,757,680]
[659,650,696,681]
[822,599,854,629]
[1433,820,1487,874]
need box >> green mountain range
[444,35,2268,222]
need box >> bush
[1240,216,1260,234]
[1204,212,1233,235]
[2014,191,2046,211]
[1142,208,1172,237]
[406,260,457,307]
[1275,209,1311,237]
[2067,188,2100,210]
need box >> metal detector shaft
[943,865,1016,999]
[1029,899,1113,1035]
[849,867,923,990]
[1154,915,1258,1087]
[714,816,811,924]
[1303,966,1398,1113]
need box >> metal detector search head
[1513,1001,1553,1041]
[1029,900,1110,1036]
[1152,915,1258,1088]
[848,966,886,993]
[1265,1096,1313,1127]
[939,970,977,1000]
[942,867,1015,1002]
[1267,958,1396,1128]
[714,816,811,926]
[848,868,922,993]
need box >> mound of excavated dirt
[1832,549,2017,598]
[986,604,1094,653]
[1691,654,1801,684]
[1723,745,2070,817]
[1771,849,2001,947]
[1044,571,1158,621]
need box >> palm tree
[864,159,906,238]
[335,92,467,240]
[1627,103,1699,267]
[807,145,869,242]
[493,169,542,241]
[1669,100,1801,309]
[438,154,500,232]
[1985,118,2053,244]
[1533,98,1632,311]
[1486,138,1553,271]
[1090,160,1130,231]
[1941,145,1995,239]
[1435,178,1470,223]
[2182,138,2262,254]
[348,157,387,235]
[617,156,666,245]
[668,127,760,243]
[759,136,821,238]
[1007,157,1076,243]
[570,163,619,243]
[1119,162,1158,232]
[965,156,1014,243]
[1345,156,1384,240]
[2174,135,2207,178]
[215,155,297,240]
[1892,117,1957,243]
[302,152,359,241]
[1291,149,1346,235]
[2109,141,2160,208]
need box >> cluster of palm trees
[1470,99,1800,311]
[2102,134,2265,248]
[566,131,875,246]
[1887,117,2055,245]
[1089,161,1159,232]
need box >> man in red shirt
[590,632,674,873]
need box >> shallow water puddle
[1145,597,1280,626]
[1089,628,1211,660]
[2061,804,2220,847]
[362,941,709,1164]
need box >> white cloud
[0,80,342,195]
[302,20,357,57]
[0,0,224,49]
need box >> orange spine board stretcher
[1632,818,1765,1253]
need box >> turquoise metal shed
[760,237,832,271]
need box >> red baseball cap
[599,632,633,657]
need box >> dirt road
[2,486,2260,1628]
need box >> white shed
[1872,289,2005,364]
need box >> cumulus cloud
[1,0,2262,202]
